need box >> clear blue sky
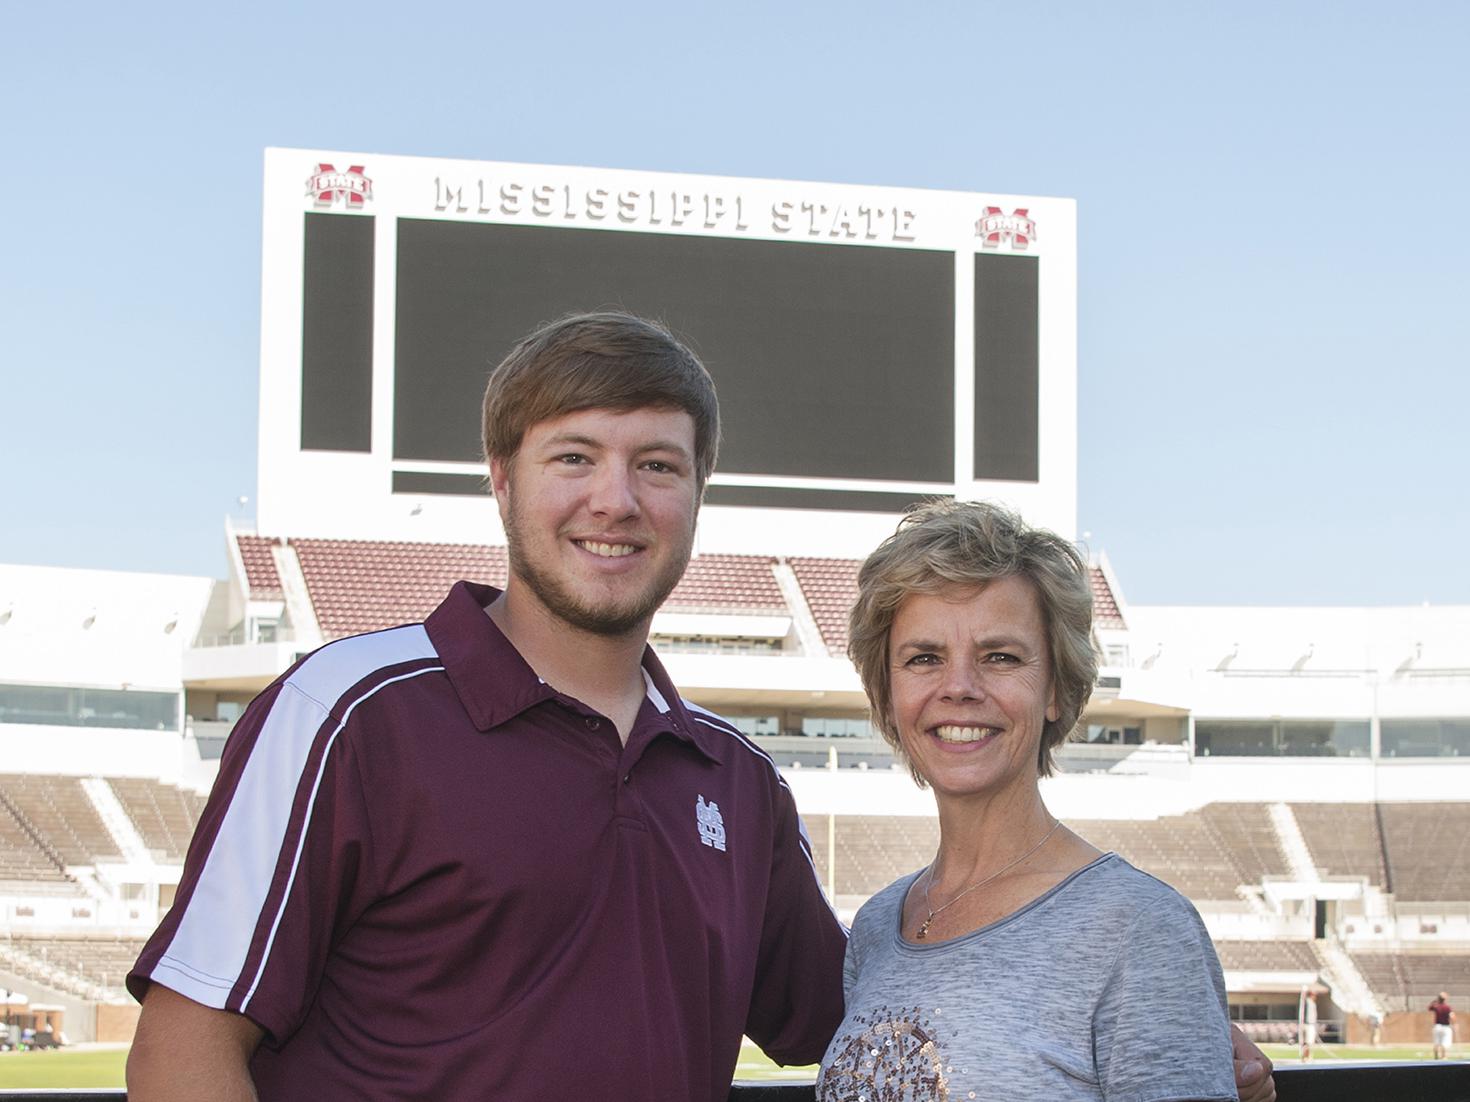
[3,1,1467,605]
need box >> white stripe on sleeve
[152,625,438,1008]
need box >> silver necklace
[916,818,1063,940]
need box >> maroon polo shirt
[129,581,846,1100]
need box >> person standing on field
[1430,992,1456,1059]
[1299,989,1318,1061]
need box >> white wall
[0,725,184,780]
[663,652,863,702]
[783,756,1470,820]
[1128,605,1470,685]
[0,566,217,780]
[0,565,213,692]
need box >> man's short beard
[502,496,692,638]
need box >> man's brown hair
[482,311,721,486]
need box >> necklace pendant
[916,915,932,940]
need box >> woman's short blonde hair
[847,500,1097,782]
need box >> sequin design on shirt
[817,1004,953,1101]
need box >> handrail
[728,1064,1470,1100]
[1,1063,1467,1102]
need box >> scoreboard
[258,150,1076,555]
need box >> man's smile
[573,539,641,558]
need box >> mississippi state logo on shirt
[696,795,727,852]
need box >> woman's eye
[906,653,940,667]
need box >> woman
[816,501,1241,1102]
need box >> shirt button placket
[615,761,640,820]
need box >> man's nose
[587,465,640,518]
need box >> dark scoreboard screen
[392,218,956,481]
[300,209,1039,510]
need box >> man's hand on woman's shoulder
[1230,1021,1276,1102]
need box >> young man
[1430,992,1456,1059]
[1299,989,1318,1061]
[125,313,847,1100]
[126,311,1276,1100]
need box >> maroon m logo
[306,164,372,209]
[975,207,1035,250]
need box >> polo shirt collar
[638,643,725,765]
[426,582,552,731]
[426,581,724,765]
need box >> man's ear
[488,458,511,499]
[489,457,512,517]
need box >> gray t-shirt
[816,853,1235,1102]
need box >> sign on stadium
[257,149,1078,555]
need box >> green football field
[1259,1042,1470,1064]
[0,1046,127,1088]
[1,1040,1466,1089]
[0,1044,802,1089]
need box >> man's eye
[642,460,677,474]
[557,454,589,465]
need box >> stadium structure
[1,151,1467,1049]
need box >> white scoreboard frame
[256,148,1077,555]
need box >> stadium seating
[1292,802,1390,886]
[786,555,1125,658]
[1089,567,1125,628]
[808,810,1293,904]
[0,936,143,1002]
[254,536,1133,667]
[234,534,284,599]
[0,776,203,887]
[0,775,119,866]
[1378,803,1470,901]
[2,749,1468,1051]
[787,558,860,655]
[806,815,940,897]
[664,554,786,614]
[1069,813,1245,901]
[1215,939,1319,972]
[292,539,509,639]
[0,800,75,890]
[107,778,206,863]
[287,539,795,640]
[1199,803,1291,883]
[1349,950,1470,1012]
